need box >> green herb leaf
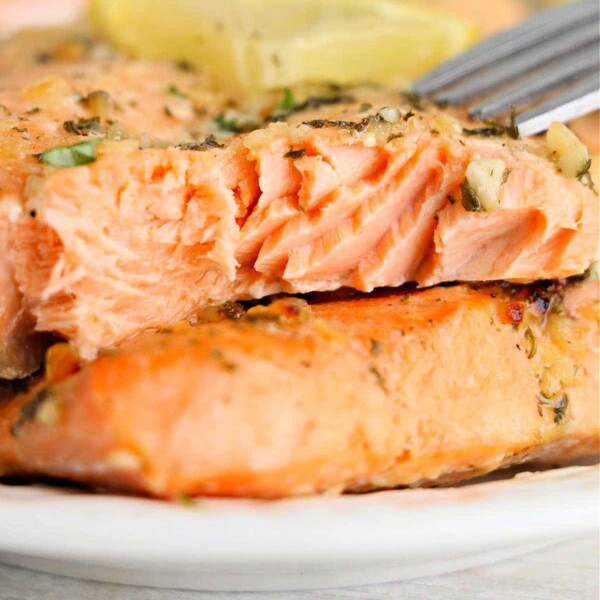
[38,139,102,167]
[460,180,485,212]
[214,113,260,134]
[277,88,296,112]
[167,84,188,99]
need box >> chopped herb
[164,105,175,118]
[176,135,224,151]
[38,139,102,167]
[577,158,592,179]
[283,148,306,159]
[12,127,30,140]
[502,168,511,184]
[35,51,52,64]
[370,339,383,356]
[177,494,196,507]
[291,94,355,113]
[175,60,194,72]
[214,112,260,134]
[303,117,370,132]
[10,389,51,437]
[402,109,415,121]
[25,107,40,115]
[463,124,507,137]
[368,363,389,395]
[507,105,520,140]
[209,348,238,372]
[63,116,102,136]
[399,294,410,303]
[464,108,520,139]
[537,393,568,424]
[576,158,597,192]
[271,91,355,120]
[277,88,296,112]
[524,326,537,359]
[400,90,423,111]
[460,180,485,212]
[359,102,373,112]
[167,84,188,99]
[447,195,456,205]
[387,132,404,143]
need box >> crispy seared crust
[0,279,597,498]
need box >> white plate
[0,465,598,592]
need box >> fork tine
[412,0,599,95]
[470,46,599,119]
[516,73,600,137]
[433,21,599,105]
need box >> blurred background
[0,0,596,154]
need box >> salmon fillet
[0,277,597,498]
[1,33,598,369]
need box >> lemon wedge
[91,0,477,91]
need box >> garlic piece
[377,107,401,124]
[430,113,461,134]
[107,450,143,472]
[546,122,589,178]
[465,158,508,211]
[35,397,60,426]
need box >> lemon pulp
[91,0,477,91]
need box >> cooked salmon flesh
[0,33,598,374]
[0,278,597,498]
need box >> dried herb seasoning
[537,393,569,424]
[10,388,51,437]
[176,135,225,151]
[283,148,306,159]
[167,84,188,99]
[460,180,484,212]
[63,116,102,136]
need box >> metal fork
[412,0,600,137]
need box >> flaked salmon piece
[0,279,597,498]
[6,107,598,359]
[0,31,233,374]
[0,31,597,362]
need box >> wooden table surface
[1,535,597,600]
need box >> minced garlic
[465,158,508,211]
[546,122,590,179]
[107,450,144,472]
